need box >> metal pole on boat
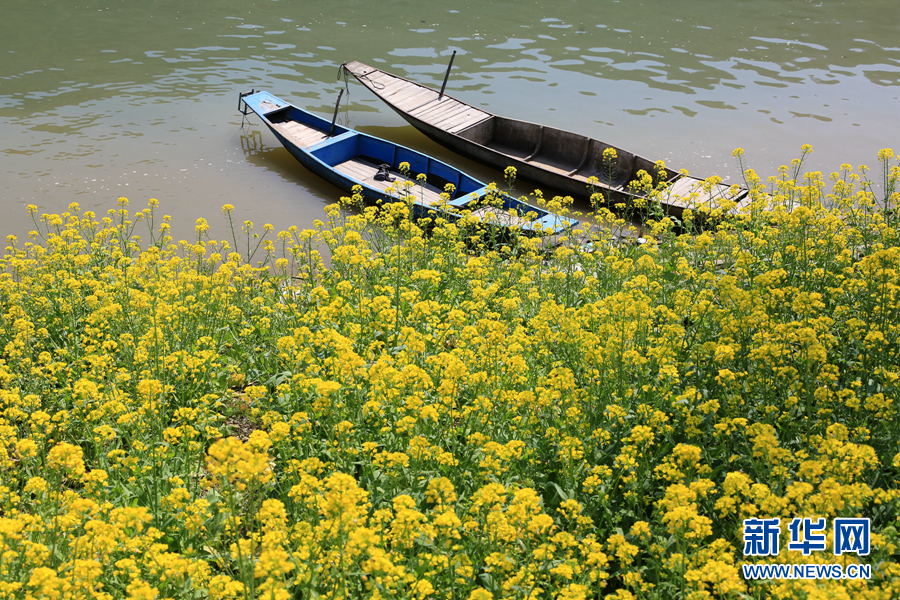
[438,51,456,101]
[330,89,344,136]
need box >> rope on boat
[340,61,384,90]
[336,63,352,94]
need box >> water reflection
[239,129,264,156]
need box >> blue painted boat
[238,90,578,235]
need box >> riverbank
[1,151,898,599]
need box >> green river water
[2,0,898,241]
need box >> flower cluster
[0,148,898,599]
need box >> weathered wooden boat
[342,61,748,217]
[238,90,577,235]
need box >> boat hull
[238,90,578,235]
[343,61,748,217]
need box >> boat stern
[238,90,290,120]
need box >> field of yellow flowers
[1,148,899,600]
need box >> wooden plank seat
[271,121,329,148]
[666,177,746,211]
[333,157,448,206]
[408,96,491,134]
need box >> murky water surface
[2,0,898,241]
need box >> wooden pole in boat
[438,51,456,101]
[330,89,344,136]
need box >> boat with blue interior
[238,90,578,235]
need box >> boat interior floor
[527,156,587,179]
[333,156,449,206]
[271,120,330,148]
[484,141,532,161]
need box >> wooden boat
[238,90,578,235]
[342,61,748,217]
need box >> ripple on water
[486,38,535,51]
[1,0,898,241]
[389,48,440,58]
